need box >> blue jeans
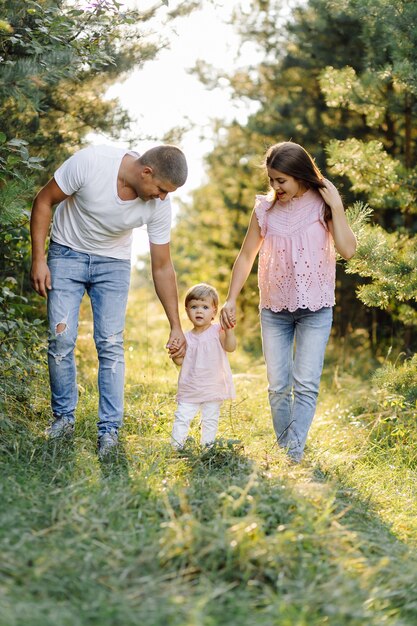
[47,241,131,435]
[261,307,333,461]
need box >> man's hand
[220,300,236,330]
[166,329,186,359]
[30,259,51,298]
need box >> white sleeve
[146,197,172,244]
[53,147,93,195]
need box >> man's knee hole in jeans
[52,320,69,365]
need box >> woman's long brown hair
[265,142,332,221]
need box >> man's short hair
[185,283,219,309]
[139,145,188,187]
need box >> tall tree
[319,0,417,351]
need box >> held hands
[30,260,51,297]
[166,329,186,360]
[220,300,236,330]
[318,178,344,212]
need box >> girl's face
[267,167,307,202]
[186,297,217,330]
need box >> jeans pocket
[48,241,82,261]
[48,241,69,258]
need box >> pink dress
[254,190,336,312]
[177,323,235,403]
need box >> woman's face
[267,167,307,202]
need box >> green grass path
[1,289,416,625]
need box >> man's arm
[149,242,186,358]
[30,178,69,297]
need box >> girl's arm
[221,210,263,329]
[219,327,236,352]
[168,337,185,365]
[319,179,357,260]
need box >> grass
[1,287,417,625]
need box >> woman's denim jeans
[261,306,333,461]
[47,242,131,435]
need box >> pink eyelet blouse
[254,190,336,312]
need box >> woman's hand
[318,178,344,212]
[220,300,236,330]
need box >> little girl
[221,141,357,463]
[170,283,236,448]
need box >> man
[30,143,187,457]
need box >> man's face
[136,168,177,202]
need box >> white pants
[171,401,221,448]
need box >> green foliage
[319,0,417,347]
[344,224,417,322]
[319,66,387,126]
[343,202,417,329]
[326,138,414,209]
[326,0,417,94]
[373,353,417,405]
[0,281,45,418]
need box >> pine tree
[319,0,417,356]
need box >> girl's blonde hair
[185,283,219,309]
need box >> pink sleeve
[254,195,270,237]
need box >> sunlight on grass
[1,286,417,625]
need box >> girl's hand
[220,300,236,330]
[318,178,344,212]
[166,332,186,359]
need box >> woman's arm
[319,179,357,260]
[220,210,263,329]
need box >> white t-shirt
[51,145,172,259]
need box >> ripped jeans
[261,306,333,461]
[47,241,131,434]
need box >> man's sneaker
[98,432,118,458]
[46,416,74,440]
